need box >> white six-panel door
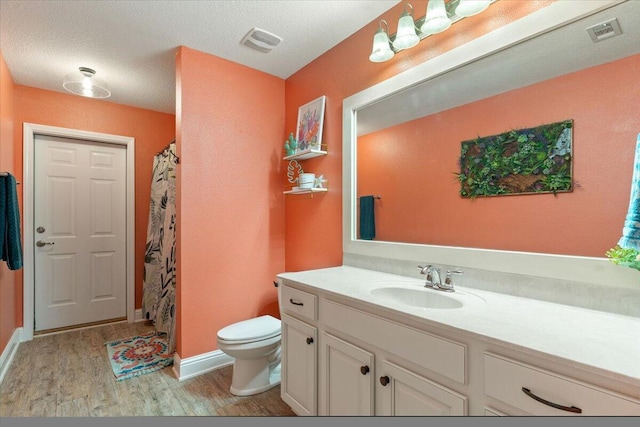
[34,134,127,331]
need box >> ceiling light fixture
[63,67,111,99]
[370,0,496,63]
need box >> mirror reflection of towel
[359,195,375,240]
[619,133,640,250]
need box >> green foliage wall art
[458,119,573,198]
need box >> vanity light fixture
[369,20,395,62]
[370,0,496,63]
[63,67,111,99]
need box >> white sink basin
[370,286,463,309]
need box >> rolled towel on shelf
[359,195,376,241]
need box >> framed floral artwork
[296,95,326,151]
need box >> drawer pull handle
[289,299,303,306]
[521,387,582,414]
[306,337,314,345]
[380,376,390,386]
[273,281,279,288]
[360,365,370,375]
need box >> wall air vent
[586,18,622,43]
[241,27,283,53]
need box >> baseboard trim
[173,349,234,381]
[0,328,22,385]
[134,309,144,322]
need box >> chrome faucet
[418,265,457,292]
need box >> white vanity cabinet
[279,285,318,416]
[281,280,468,416]
[319,298,467,416]
[278,267,640,417]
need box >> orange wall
[176,46,285,358]
[358,54,640,257]
[0,50,19,354]
[12,85,175,322]
[283,0,555,271]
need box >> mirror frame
[343,0,637,287]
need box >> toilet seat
[217,315,281,344]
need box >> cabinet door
[281,314,317,416]
[378,360,467,416]
[321,332,375,416]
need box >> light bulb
[455,0,491,18]
[369,22,394,62]
[392,9,420,50]
[421,0,451,35]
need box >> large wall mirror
[343,0,640,286]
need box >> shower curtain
[142,141,177,353]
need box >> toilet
[216,314,282,396]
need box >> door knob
[36,240,55,247]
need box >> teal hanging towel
[359,195,376,241]
[618,133,640,250]
[0,173,23,270]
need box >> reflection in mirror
[355,0,640,258]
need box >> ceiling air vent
[586,18,622,43]
[241,28,283,53]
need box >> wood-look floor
[0,321,295,417]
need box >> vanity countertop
[278,265,640,387]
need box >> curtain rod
[157,139,180,164]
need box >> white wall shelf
[283,148,327,161]
[284,188,328,195]
[284,145,328,195]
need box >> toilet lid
[217,315,281,343]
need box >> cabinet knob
[360,365,370,375]
[380,376,390,386]
[273,281,279,288]
[306,337,314,345]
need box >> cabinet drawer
[281,285,317,322]
[321,299,466,384]
[484,353,640,416]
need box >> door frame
[22,123,135,341]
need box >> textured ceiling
[0,0,401,114]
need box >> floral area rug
[105,332,173,381]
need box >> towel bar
[0,172,20,184]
